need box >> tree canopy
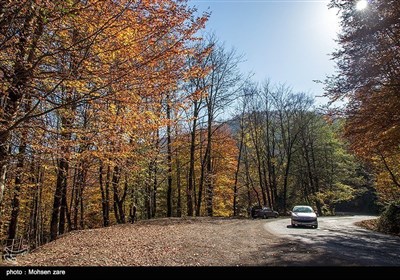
[326,0,400,204]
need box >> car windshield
[293,206,313,213]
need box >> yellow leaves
[109,103,117,115]
[0,0,211,239]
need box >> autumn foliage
[0,0,388,250]
[326,0,400,205]
[0,0,212,244]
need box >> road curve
[264,215,400,266]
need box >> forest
[0,0,399,248]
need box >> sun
[356,0,368,11]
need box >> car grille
[292,218,317,222]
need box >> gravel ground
[1,217,355,266]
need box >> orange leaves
[58,0,209,163]
[211,126,238,216]
[374,153,400,204]
[0,0,214,244]
[327,1,400,202]
[344,86,400,160]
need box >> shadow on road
[286,225,318,229]
[253,225,400,266]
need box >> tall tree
[183,41,211,216]
[202,35,242,216]
[166,92,173,217]
[326,0,400,202]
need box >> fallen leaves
[10,218,269,266]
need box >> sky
[188,0,341,106]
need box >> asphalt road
[264,215,400,266]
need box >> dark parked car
[251,206,279,219]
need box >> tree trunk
[196,129,207,216]
[117,175,128,224]
[266,111,278,209]
[99,162,110,227]
[270,127,278,209]
[50,156,68,241]
[8,138,27,240]
[72,161,84,230]
[249,112,267,206]
[187,105,198,216]
[176,143,182,217]
[71,167,77,230]
[112,166,123,223]
[152,160,157,218]
[145,184,151,219]
[51,108,73,240]
[205,116,213,216]
[58,181,69,235]
[145,164,152,219]
[261,160,272,208]
[233,125,244,216]
[76,162,86,229]
[166,94,173,217]
[80,191,84,229]
[282,152,292,214]
[59,165,73,234]
[28,161,43,248]
[256,155,267,207]
[244,146,261,206]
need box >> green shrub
[377,200,400,235]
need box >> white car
[291,205,318,228]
